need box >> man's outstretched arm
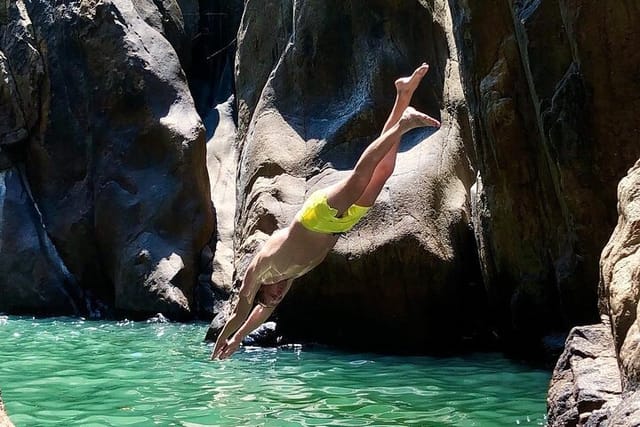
[211,297,252,359]
[213,279,292,360]
[211,268,259,359]
[215,304,276,359]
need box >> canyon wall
[0,0,213,319]
[209,0,640,354]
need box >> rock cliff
[0,0,213,318]
[450,0,640,347]
[223,0,481,351]
[207,0,640,353]
[548,161,640,425]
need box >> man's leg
[324,107,438,214]
[354,64,436,207]
[382,63,430,135]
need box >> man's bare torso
[250,220,339,286]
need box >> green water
[0,317,549,426]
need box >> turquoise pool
[0,317,549,426]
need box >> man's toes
[416,63,429,76]
[426,115,441,127]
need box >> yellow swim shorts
[296,190,370,234]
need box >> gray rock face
[450,0,640,343]
[0,0,214,318]
[547,323,622,426]
[549,160,640,425]
[0,162,80,314]
[206,0,640,353]
[207,0,482,350]
[0,1,42,146]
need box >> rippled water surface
[0,317,549,426]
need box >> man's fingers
[219,341,241,359]
[212,343,228,360]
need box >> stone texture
[547,323,622,426]
[0,161,82,314]
[450,0,640,345]
[600,160,640,389]
[193,0,245,314]
[207,0,484,351]
[608,390,640,427]
[205,94,238,296]
[0,1,44,145]
[549,161,640,424]
[0,0,214,318]
[132,0,190,66]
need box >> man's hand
[211,336,242,360]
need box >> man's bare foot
[395,63,429,98]
[399,106,441,131]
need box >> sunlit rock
[208,0,481,351]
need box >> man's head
[256,280,292,308]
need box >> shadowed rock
[0,160,81,314]
[450,0,640,348]
[0,0,214,318]
[207,0,483,352]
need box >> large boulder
[547,323,622,426]
[0,0,214,318]
[208,0,483,351]
[0,3,81,313]
[600,160,640,389]
[548,159,640,425]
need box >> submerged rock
[242,321,279,347]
